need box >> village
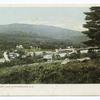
[0,44,99,66]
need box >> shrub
[0,60,100,83]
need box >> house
[58,53,67,58]
[55,49,59,53]
[68,51,77,55]
[80,49,88,54]
[67,46,73,49]
[35,51,43,56]
[77,57,90,62]
[26,52,34,57]
[56,47,77,54]
[94,49,100,52]
[16,45,23,49]
[21,55,27,58]
[0,58,6,63]
[44,51,53,55]
[8,52,20,59]
[3,52,10,62]
[61,58,70,64]
[43,54,52,62]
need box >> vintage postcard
[0,4,100,96]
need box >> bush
[68,53,80,59]
[0,60,100,83]
[88,49,100,59]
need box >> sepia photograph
[0,5,99,84]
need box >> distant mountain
[0,23,88,44]
[0,23,89,50]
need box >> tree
[82,7,100,46]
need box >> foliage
[68,53,80,59]
[83,7,100,46]
[0,32,75,50]
[0,60,100,83]
[87,49,100,59]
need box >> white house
[35,51,43,56]
[21,55,27,58]
[8,52,20,59]
[80,49,88,54]
[43,54,52,62]
[58,53,67,58]
[77,57,90,62]
[55,49,59,53]
[61,58,70,64]
[94,49,100,52]
[0,58,6,63]
[26,52,34,56]
[3,52,10,62]
[44,51,53,55]
[56,48,77,54]
[16,45,23,49]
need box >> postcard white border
[0,4,99,96]
[0,84,100,96]
[0,4,99,7]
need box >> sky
[0,7,89,31]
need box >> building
[3,52,10,62]
[61,58,70,64]
[8,52,20,59]
[77,57,90,62]
[43,54,52,62]
[0,58,6,63]
[56,47,77,53]
[80,49,88,54]
[35,51,43,56]
[58,53,67,58]
[16,45,24,49]
[26,52,34,57]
